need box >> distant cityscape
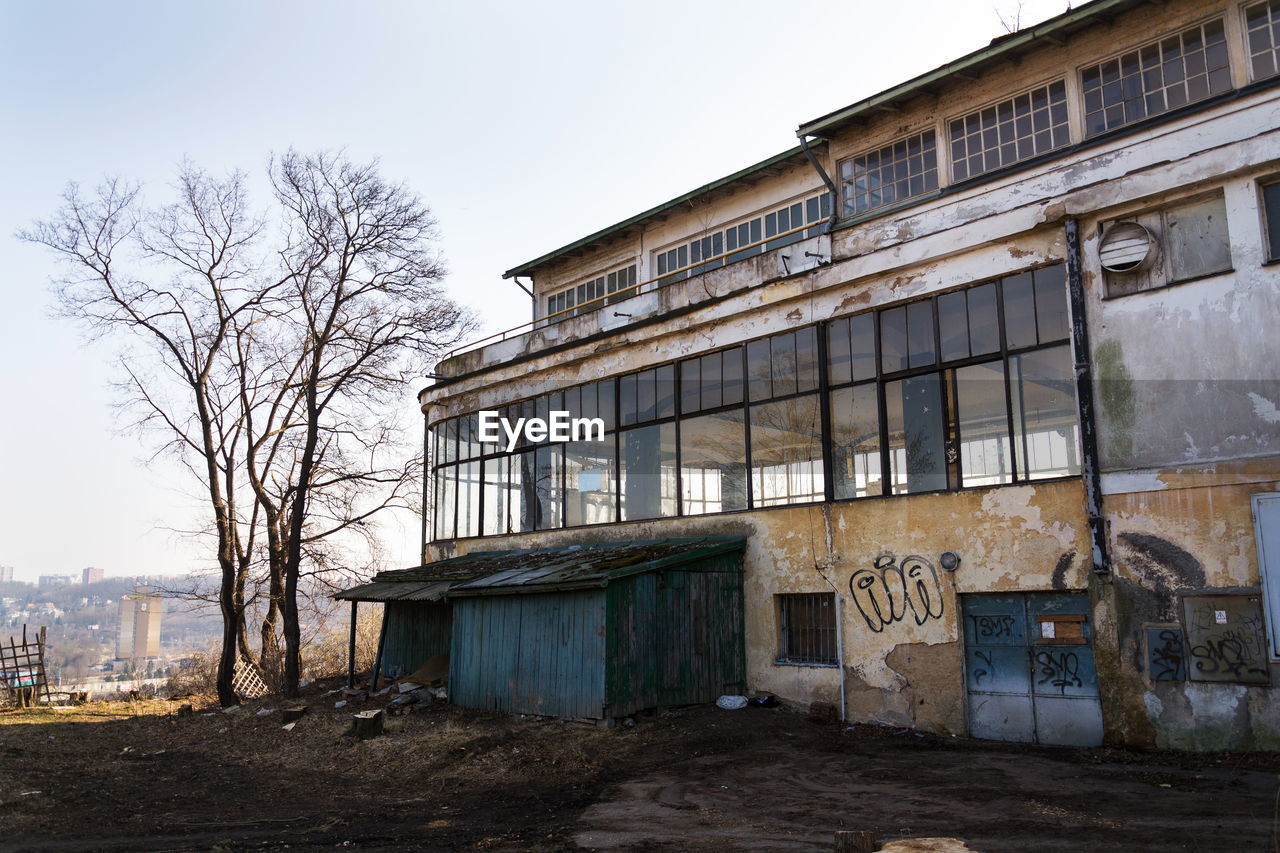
[0,566,222,694]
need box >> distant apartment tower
[38,574,74,589]
[0,566,13,583]
[117,587,164,660]
[82,566,104,585]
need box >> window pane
[830,384,883,499]
[636,369,656,422]
[722,346,744,406]
[886,374,947,494]
[533,445,562,530]
[1011,345,1081,480]
[938,291,969,361]
[771,332,799,398]
[795,327,820,392]
[777,593,837,665]
[1265,181,1280,262]
[620,424,677,520]
[848,313,877,381]
[747,338,772,401]
[827,318,852,386]
[956,361,1013,487]
[434,465,455,540]
[700,351,723,411]
[750,394,825,507]
[966,284,1000,356]
[907,300,936,367]
[680,411,748,515]
[619,373,638,426]
[681,357,701,414]
[880,306,909,373]
[482,456,510,536]
[458,460,482,538]
[655,364,677,419]
[1167,194,1232,281]
[1033,264,1070,343]
[513,450,537,532]
[565,434,616,526]
[1002,272,1037,350]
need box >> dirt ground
[0,690,1276,852]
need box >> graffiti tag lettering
[970,614,1017,639]
[1033,650,1083,694]
[849,554,945,633]
[1190,630,1268,680]
[1148,628,1185,681]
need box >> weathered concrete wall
[430,478,1092,735]
[1092,460,1280,750]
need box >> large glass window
[430,263,1084,541]
[885,374,948,495]
[1264,180,1280,263]
[1081,20,1231,136]
[620,423,677,521]
[680,411,748,514]
[750,395,824,507]
[829,384,882,499]
[1010,345,1081,479]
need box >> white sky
[0,0,1071,583]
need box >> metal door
[1254,493,1280,661]
[962,592,1103,746]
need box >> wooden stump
[834,830,878,853]
[348,709,384,740]
[15,687,35,709]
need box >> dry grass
[0,698,177,726]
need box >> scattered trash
[298,678,312,689]
[429,686,448,701]
[281,721,298,732]
[281,707,307,725]
[200,712,217,717]
[748,695,780,708]
[398,681,422,694]
[715,695,748,710]
[255,708,275,718]
[334,700,348,709]
[221,705,241,714]
[372,686,391,697]
[218,727,228,734]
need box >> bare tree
[23,151,471,704]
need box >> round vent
[1098,222,1155,273]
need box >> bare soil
[0,692,1275,852]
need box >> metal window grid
[777,593,837,665]
[950,81,1069,182]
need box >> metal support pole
[346,601,358,688]
[1065,218,1111,575]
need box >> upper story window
[949,81,1070,182]
[544,263,638,321]
[1246,0,1280,80]
[1262,179,1280,262]
[654,192,831,286]
[1081,19,1231,136]
[839,130,938,218]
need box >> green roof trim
[502,149,808,279]
[797,0,1137,138]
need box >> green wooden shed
[335,537,747,721]
[447,537,747,720]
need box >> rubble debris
[255,708,275,718]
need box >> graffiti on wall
[1145,627,1186,681]
[849,554,945,633]
[1034,650,1084,694]
[1183,595,1270,685]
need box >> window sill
[1262,258,1280,268]
[773,660,839,668]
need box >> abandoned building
[354,0,1280,749]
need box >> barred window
[777,593,837,665]
[840,131,939,217]
[1081,19,1231,136]
[950,81,1069,182]
[1246,1,1280,81]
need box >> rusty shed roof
[333,537,747,602]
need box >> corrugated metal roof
[334,580,454,602]
[332,537,747,601]
[447,537,747,597]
